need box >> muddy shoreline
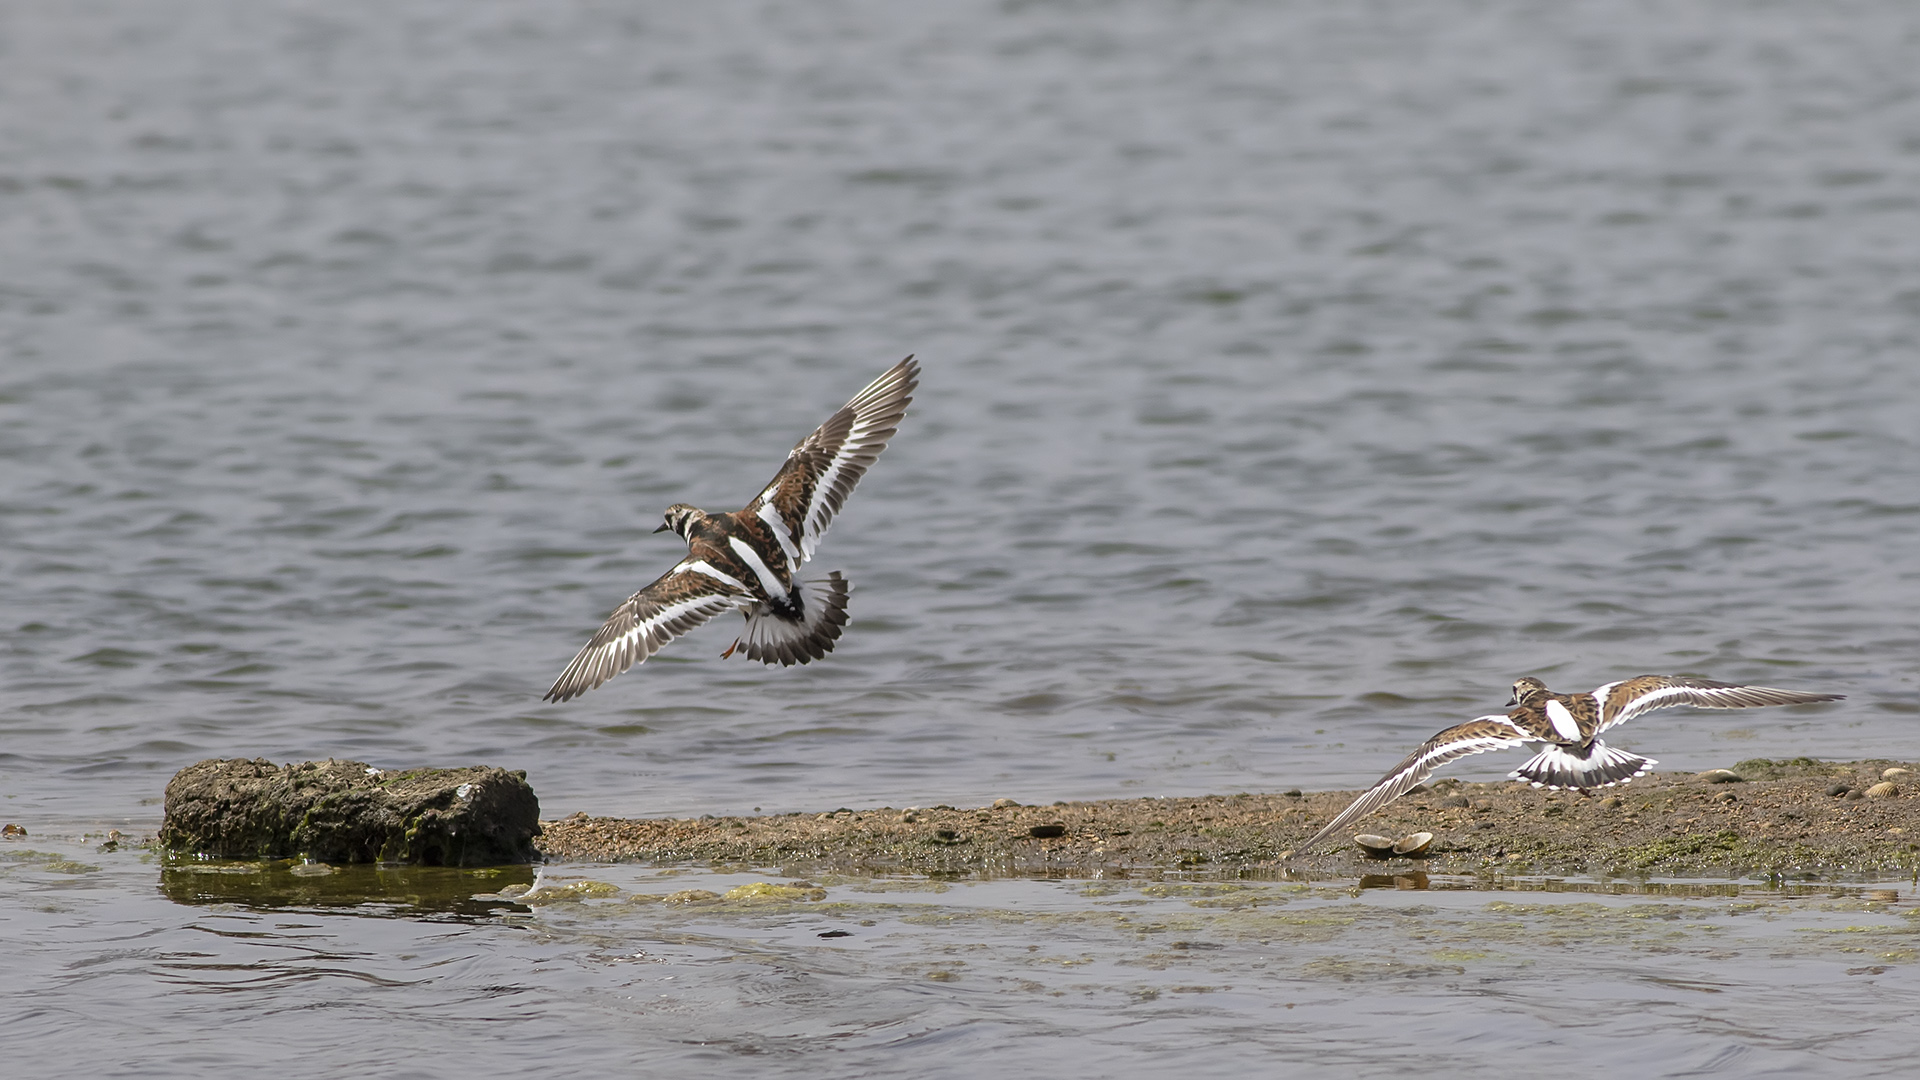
[534,758,1920,878]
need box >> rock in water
[161,758,540,866]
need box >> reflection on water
[159,858,536,918]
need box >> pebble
[1865,782,1899,799]
[1028,823,1068,839]
[1438,795,1471,808]
[1601,795,1624,809]
[1696,769,1743,784]
[1826,783,1851,797]
[992,798,1021,809]
[1882,768,1913,781]
[897,811,920,823]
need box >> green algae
[511,880,622,904]
[1,849,102,874]
[723,881,828,902]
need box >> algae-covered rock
[160,758,540,866]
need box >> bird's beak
[653,522,671,533]
[1505,696,1517,707]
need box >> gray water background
[3,1,1920,1074]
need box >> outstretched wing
[1595,676,1843,733]
[544,562,751,702]
[1300,716,1530,853]
[745,356,918,569]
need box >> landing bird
[543,356,919,703]
[1299,675,1843,852]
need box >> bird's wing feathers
[1598,676,1843,732]
[543,564,751,702]
[747,356,918,566]
[1301,716,1530,852]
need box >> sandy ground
[534,758,1920,878]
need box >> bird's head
[1507,676,1550,707]
[656,503,705,539]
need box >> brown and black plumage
[1299,675,1843,852]
[543,356,918,703]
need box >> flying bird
[1299,675,1843,852]
[544,356,919,702]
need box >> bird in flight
[543,356,919,703]
[1299,675,1843,852]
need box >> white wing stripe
[757,500,800,571]
[676,560,750,593]
[728,537,788,599]
[1608,685,1720,728]
[621,594,736,647]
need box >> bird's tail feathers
[1510,740,1655,791]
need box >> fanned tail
[1510,740,1655,791]
[736,573,851,666]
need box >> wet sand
[535,758,1920,878]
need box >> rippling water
[4,0,1920,1073]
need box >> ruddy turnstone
[1299,675,1843,852]
[542,356,919,703]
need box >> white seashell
[1353,834,1397,856]
[1392,832,1434,856]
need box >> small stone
[1601,796,1624,809]
[1847,788,1866,800]
[1282,789,1302,798]
[1696,769,1743,784]
[1028,823,1067,839]
[992,798,1021,809]
[897,811,920,823]
[1826,783,1850,797]
[1439,795,1471,808]
[1865,782,1899,799]
[1881,768,1913,781]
